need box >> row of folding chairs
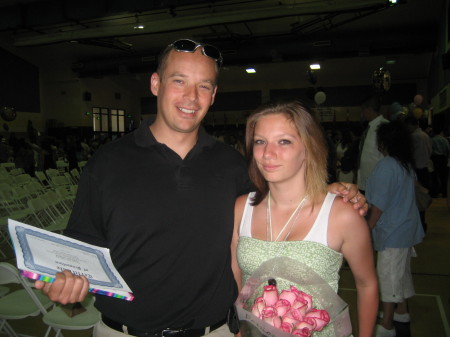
[0,163,15,173]
[0,179,77,259]
[36,168,80,190]
[0,262,100,337]
[0,168,79,192]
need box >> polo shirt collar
[134,117,215,149]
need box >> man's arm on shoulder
[328,182,368,216]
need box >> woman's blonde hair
[245,100,329,205]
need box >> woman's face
[252,113,307,184]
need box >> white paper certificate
[8,219,133,301]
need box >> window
[92,107,126,134]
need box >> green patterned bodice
[237,237,343,292]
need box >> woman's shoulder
[235,192,255,209]
[327,194,368,251]
[236,193,249,206]
[329,194,366,228]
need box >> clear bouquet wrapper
[235,256,352,337]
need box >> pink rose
[296,291,313,312]
[280,322,294,334]
[281,311,300,326]
[262,285,279,306]
[251,297,266,317]
[274,299,291,317]
[305,309,330,331]
[291,298,308,318]
[261,306,281,328]
[295,317,317,331]
[289,285,301,295]
[279,289,297,305]
[292,327,312,337]
[290,307,306,321]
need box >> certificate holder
[8,219,134,301]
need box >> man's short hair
[361,93,381,113]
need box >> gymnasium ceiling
[0,0,445,85]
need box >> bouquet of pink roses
[235,257,352,337]
[251,282,330,336]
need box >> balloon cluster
[373,67,391,92]
[305,69,327,106]
[314,91,326,105]
[389,94,429,121]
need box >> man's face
[150,48,218,135]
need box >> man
[36,39,367,337]
[357,94,389,193]
[431,126,450,198]
[405,116,432,233]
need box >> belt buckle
[162,328,185,337]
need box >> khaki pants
[94,320,234,337]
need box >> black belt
[102,315,227,337]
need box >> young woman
[231,100,378,337]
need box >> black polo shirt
[65,119,252,331]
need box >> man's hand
[328,182,368,216]
[35,270,89,304]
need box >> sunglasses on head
[169,39,223,67]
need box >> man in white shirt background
[357,94,389,193]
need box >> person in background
[36,39,367,337]
[0,135,13,163]
[14,138,35,176]
[336,128,358,183]
[232,100,378,337]
[430,126,450,198]
[404,116,432,233]
[365,121,425,337]
[357,94,389,193]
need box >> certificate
[8,219,134,301]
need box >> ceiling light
[386,58,396,65]
[310,63,321,70]
[134,25,144,29]
[246,68,256,74]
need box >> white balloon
[314,91,326,105]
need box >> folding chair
[35,171,52,190]
[10,186,30,208]
[68,185,78,197]
[42,190,72,215]
[55,160,69,174]
[8,168,24,176]
[46,168,60,179]
[51,175,72,190]
[23,181,46,199]
[0,185,21,214]
[0,262,100,337]
[63,172,77,186]
[69,168,80,184]
[77,161,87,171]
[0,262,53,337]
[0,219,14,259]
[42,295,100,337]
[53,187,75,210]
[26,198,68,233]
[45,169,61,188]
[0,186,35,226]
[0,286,9,298]
[0,163,15,173]
[11,174,32,187]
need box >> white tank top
[239,192,336,246]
